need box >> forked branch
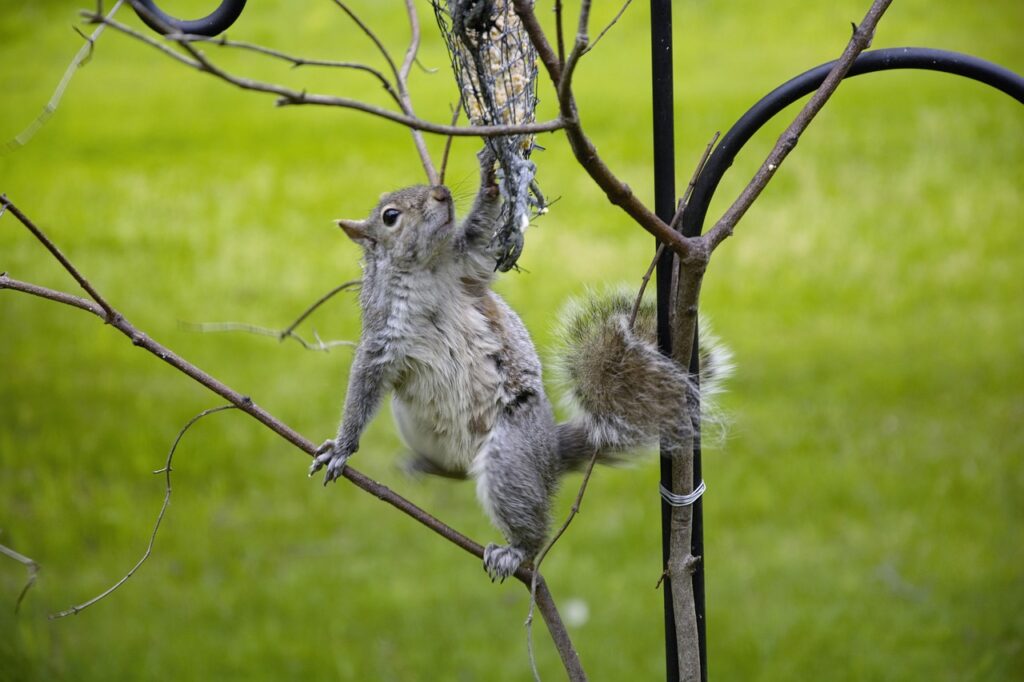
[182,279,361,352]
[511,0,696,261]
[80,4,564,144]
[659,3,894,679]
[174,33,403,105]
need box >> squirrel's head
[337,185,455,265]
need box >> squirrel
[309,148,730,581]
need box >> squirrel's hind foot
[483,543,527,583]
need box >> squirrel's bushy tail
[554,290,732,474]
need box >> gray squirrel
[309,149,730,581]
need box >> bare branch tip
[1,543,41,614]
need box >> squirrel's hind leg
[472,402,559,582]
[399,451,468,480]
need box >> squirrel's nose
[430,186,451,203]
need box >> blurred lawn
[1,1,1022,680]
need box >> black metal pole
[651,3,702,682]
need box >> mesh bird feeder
[433,0,545,271]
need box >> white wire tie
[660,480,706,507]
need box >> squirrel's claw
[323,451,351,485]
[483,543,527,583]
[309,438,351,484]
[308,439,335,476]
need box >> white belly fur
[387,279,504,474]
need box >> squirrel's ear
[336,218,373,244]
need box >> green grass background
[1,1,1021,680]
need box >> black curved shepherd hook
[681,47,1024,239]
[132,0,247,36]
[666,46,1022,682]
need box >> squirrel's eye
[382,208,401,227]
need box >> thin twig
[280,279,361,338]
[3,0,125,153]
[628,130,718,329]
[181,321,356,352]
[439,102,463,186]
[0,275,98,314]
[0,543,40,613]
[330,0,400,83]
[84,9,564,138]
[173,33,402,105]
[81,9,202,67]
[397,0,439,184]
[190,279,363,350]
[681,132,721,209]
[660,131,722,327]
[525,448,602,681]
[50,405,236,619]
[628,242,666,331]
[398,0,420,83]
[412,56,438,74]
[582,0,634,55]
[557,0,592,112]
[330,0,441,182]
[702,0,894,252]
[0,194,116,321]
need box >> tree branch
[701,0,894,252]
[180,279,361,352]
[534,575,587,681]
[1,194,116,320]
[526,448,601,681]
[83,9,565,139]
[174,33,403,106]
[511,0,697,261]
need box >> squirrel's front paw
[309,439,353,485]
[483,543,527,583]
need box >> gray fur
[553,290,733,471]
[311,150,731,581]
